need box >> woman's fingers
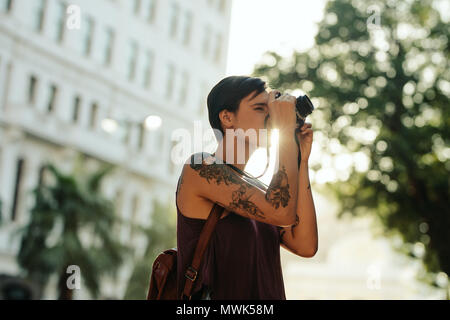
[299,122,313,131]
[299,129,313,135]
[268,89,281,102]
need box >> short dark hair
[207,76,267,141]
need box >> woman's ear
[219,109,234,129]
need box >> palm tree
[15,162,130,299]
[124,199,176,300]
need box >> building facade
[0,0,232,299]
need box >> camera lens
[295,95,315,127]
[268,91,315,128]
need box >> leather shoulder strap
[182,203,224,300]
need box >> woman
[176,76,318,300]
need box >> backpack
[146,203,224,300]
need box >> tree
[15,161,130,299]
[123,199,176,300]
[253,0,449,293]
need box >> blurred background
[0,0,448,300]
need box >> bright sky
[226,0,328,75]
[225,0,331,185]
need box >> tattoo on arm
[229,184,265,219]
[190,154,265,220]
[265,165,291,209]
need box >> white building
[0,0,232,299]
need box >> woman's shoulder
[183,152,214,167]
[181,152,268,192]
[179,152,214,189]
[180,152,217,178]
[177,152,221,221]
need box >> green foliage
[14,160,131,299]
[253,0,449,290]
[123,199,177,300]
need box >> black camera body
[272,91,315,167]
[275,92,315,128]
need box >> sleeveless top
[176,155,286,300]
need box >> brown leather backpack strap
[181,203,224,300]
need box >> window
[144,0,157,23]
[169,140,177,174]
[0,0,13,13]
[81,15,94,56]
[168,2,179,39]
[165,63,175,98]
[131,194,140,223]
[38,164,47,187]
[90,103,98,129]
[133,0,141,15]
[11,158,24,222]
[178,71,189,105]
[122,121,131,144]
[198,81,208,115]
[114,189,124,217]
[113,189,124,235]
[28,75,38,105]
[130,194,140,241]
[126,40,138,81]
[202,25,212,58]
[140,50,154,88]
[218,0,227,13]
[72,95,81,123]
[47,84,58,113]
[50,1,66,43]
[32,0,46,32]
[182,11,193,46]
[213,33,223,64]
[96,27,114,66]
[104,28,114,66]
[137,123,145,150]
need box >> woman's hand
[267,90,297,132]
[296,122,313,162]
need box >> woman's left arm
[279,123,318,257]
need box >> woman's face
[233,89,270,148]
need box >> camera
[274,91,315,128]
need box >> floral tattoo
[190,153,266,220]
[265,165,291,209]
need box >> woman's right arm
[185,91,299,227]
[183,151,296,227]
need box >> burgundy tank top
[176,167,286,300]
